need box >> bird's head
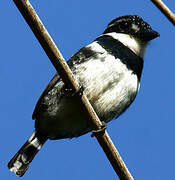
[104,15,159,42]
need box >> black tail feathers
[8,131,47,177]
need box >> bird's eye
[119,22,130,30]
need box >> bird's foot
[63,85,84,97]
[91,121,107,137]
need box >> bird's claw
[64,85,84,97]
[91,121,107,137]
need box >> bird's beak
[138,29,160,41]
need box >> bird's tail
[8,131,47,177]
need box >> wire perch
[151,0,175,26]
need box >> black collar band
[95,35,144,80]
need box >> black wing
[32,73,60,120]
[32,45,98,120]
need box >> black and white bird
[8,15,159,177]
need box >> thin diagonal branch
[151,0,175,26]
[12,0,134,179]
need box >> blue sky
[1,0,175,179]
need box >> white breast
[74,41,139,121]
